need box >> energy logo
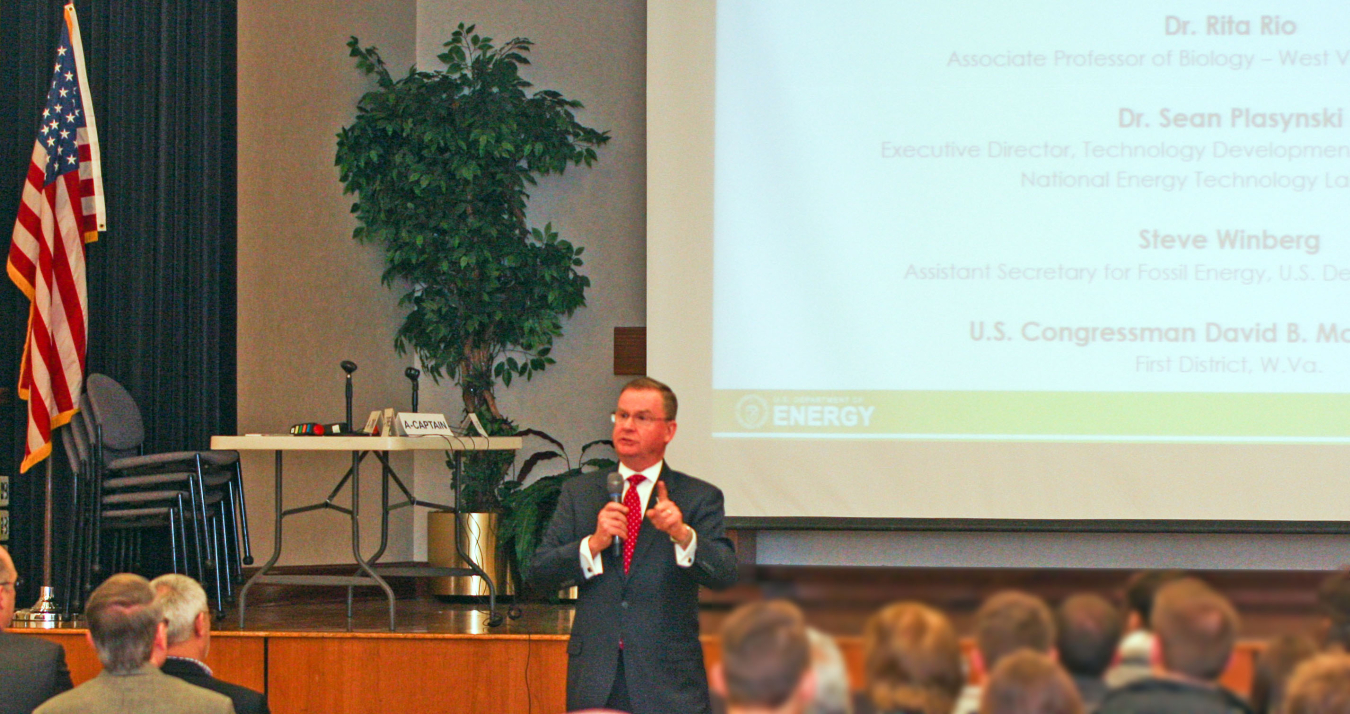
[735,395,770,429]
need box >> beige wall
[237,0,645,564]
[237,0,418,564]
[413,0,645,458]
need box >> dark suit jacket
[528,464,737,714]
[0,631,73,714]
[160,657,269,714]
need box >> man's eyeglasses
[0,578,21,590]
[611,411,667,427]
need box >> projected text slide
[714,2,1350,439]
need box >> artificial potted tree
[335,24,608,593]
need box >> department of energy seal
[735,395,770,429]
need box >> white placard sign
[397,412,456,437]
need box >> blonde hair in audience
[1284,653,1350,714]
[863,601,964,714]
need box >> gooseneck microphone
[606,471,625,558]
[341,360,358,429]
[405,367,421,412]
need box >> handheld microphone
[405,367,421,412]
[606,472,625,559]
[340,360,358,430]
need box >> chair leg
[90,427,105,582]
[233,461,254,566]
[185,478,207,585]
[170,497,183,575]
[193,456,213,572]
[218,490,237,602]
[209,511,226,616]
[84,482,98,598]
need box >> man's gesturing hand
[646,481,693,548]
[588,501,629,556]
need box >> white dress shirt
[579,459,698,578]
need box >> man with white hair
[151,574,268,714]
[0,545,72,714]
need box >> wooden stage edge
[8,600,1267,714]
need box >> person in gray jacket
[0,545,72,714]
[35,573,234,714]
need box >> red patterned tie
[622,474,645,574]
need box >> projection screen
[648,0,1350,527]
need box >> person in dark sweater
[151,574,269,714]
[1055,594,1123,712]
[0,545,72,714]
[1249,633,1317,714]
[1105,570,1185,689]
[1098,578,1251,714]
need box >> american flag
[7,4,104,473]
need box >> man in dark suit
[0,545,73,714]
[529,377,738,714]
[150,573,269,714]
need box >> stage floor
[214,586,1319,641]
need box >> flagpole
[12,454,64,626]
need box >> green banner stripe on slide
[713,390,1350,438]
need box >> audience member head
[1284,653,1350,714]
[0,545,17,628]
[863,601,963,714]
[975,591,1056,675]
[1317,569,1350,652]
[1122,570,1185,632]
[1251,633,1318,714]
[979,650,1083,714]
[84,573,166,675]
[806,628,852,714]
[150,573,212,662]
[714,600,815,714]
[1055,593,1123,679]
[1149,577,1238,682]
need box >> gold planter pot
[427,511,513,597]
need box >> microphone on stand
[606,472,625,559]
[405,367,421,412]
[340,360,358,429]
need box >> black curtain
[0,1,237,603]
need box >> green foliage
[336,24,609,428]
[498,436,615,594]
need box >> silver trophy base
[11,586,66,627]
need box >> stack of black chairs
[59,374,252,616]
